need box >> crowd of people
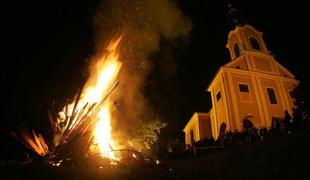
[158,109,310,161]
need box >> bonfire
[11,35,155,167]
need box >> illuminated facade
[208,24,298,138]
[183,112,212,145]
[184,24,298,144]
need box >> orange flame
[60,35,123,159]
[84,36,122,158]
[94,104,117,159]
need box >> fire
[82,36,123,105]
[12,35,124,161]
[83,36,122,158]
[63,36,123,159]
[94,105,116,159]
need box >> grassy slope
[1,131,310,179]
[167,131,310,179]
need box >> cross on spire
[226,0,245,29]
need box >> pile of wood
[11,128,49,156]
[12,82,119,165]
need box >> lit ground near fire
[1,130,310,179]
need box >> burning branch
[11,128,49,157]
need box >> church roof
[183,112,209,132]
[206,53,297,93]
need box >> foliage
[294,81,309,110]
[129,118,167,153]
[292,80,310,127]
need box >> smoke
[93,0,191,148]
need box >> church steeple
[226,0,245,29]
[225,1,269,60]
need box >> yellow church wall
[183,115,199,145]
[259,78,286,125]
[250,53,275,73]
[252,71,297,123]
[209,110,216,138]
[205,68,297,139]
[183,112,213,145]
[224,68,267,128]
[185,132,190,145]
[215,67,298,130]
[222,73,237,130]
[230,73,262,128]
[198,114,213,139]
[213,77,230,134]
[209,86,219,138]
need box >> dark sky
[1,0,309,158]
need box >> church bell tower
[225,2,269,60]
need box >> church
[183,5,298,145]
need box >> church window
[239,84,249,92]
[267,88,278,104]
[234,43,240,58]
[249,37,261,50]
[216,91,221,101]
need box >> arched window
[249,37,261,50]
[234,43,240,58]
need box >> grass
[1,130,310,179]
[166,130,310,179]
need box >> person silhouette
[284,110,293,134]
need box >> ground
[1,130,310,179]
[167,130,310,179]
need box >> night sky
[1,0,309,158]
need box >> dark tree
[292,79,310,128]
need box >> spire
[226,0,245,29]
